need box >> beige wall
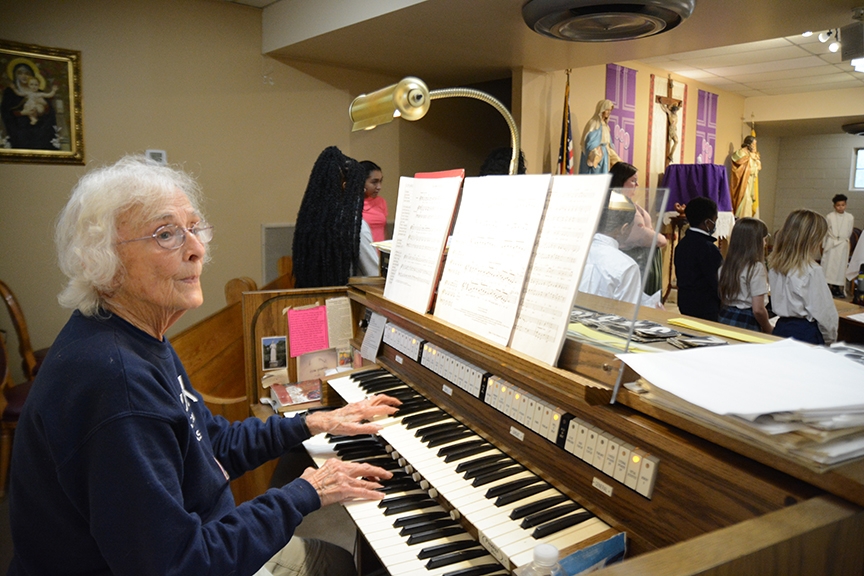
[0,0,518,384]
[0,0,400,381]
[773,133,864,231]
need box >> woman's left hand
[305,394,402,436]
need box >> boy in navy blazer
[674,197,723,321]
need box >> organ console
[242,282,864,576]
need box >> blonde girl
[718,218,772,333]
[768,209,838,344]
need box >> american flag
[558,71,574,174]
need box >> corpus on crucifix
[656,76,682,168]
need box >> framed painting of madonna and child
[0,39,83,164]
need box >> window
[855,148,864,190]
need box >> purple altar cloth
[661,164,732,212]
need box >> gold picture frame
[0,39,83,164]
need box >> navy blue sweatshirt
[8,311,320,575]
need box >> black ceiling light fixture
[842,121,864,136]
[522,0,696,42]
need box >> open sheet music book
[509,174,612,364]
[434,175,552,346]
[434,174,611,364]
[383,169,464,314]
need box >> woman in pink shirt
[360,160,388,243]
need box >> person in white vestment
[579,191,662,307]
[823,194,854,297]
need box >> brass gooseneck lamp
[349,77,521,175]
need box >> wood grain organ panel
[376,343,817,556]
[346,285,864,574]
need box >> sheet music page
[434,175,551,346]
[383,174,463,314]
[509,174,611,365]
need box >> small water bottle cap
[533,543,560,566]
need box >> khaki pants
[258,537,356,576]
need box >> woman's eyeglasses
[118,222,214,250]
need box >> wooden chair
[1,279,50,381]
[1,331,34,497]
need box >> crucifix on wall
[656,75,682,168]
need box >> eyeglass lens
[153,223,213,249]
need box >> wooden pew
[171,260,295,505]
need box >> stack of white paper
[619,339,864,468]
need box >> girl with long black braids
[292,146,378,288]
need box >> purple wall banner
[605,64,637,165]
[695,89,718,164]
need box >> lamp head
[349,77,431,131]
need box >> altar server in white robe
[823,194,854,297]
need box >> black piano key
[333,438,381,451]
[463,458,517,481]
[353,371,398,382]
[383,498,440,515]
[355,457,401,470]
[437,439,488,458]
[484,477,542,499]
[377,479,421,493]
[520,502,581,529]
[393,401,436,417]
[360,379,409,391]
[360,374,407,385]
[354,374,400,386]
[378,493,429,509]
[443,442,494,463]
[420,425,467,444]
[426,548,490,570]
[363,380,408,393]
[350,369,389,382]
[472,464,524,487]
[531,510,594,539]
[402,410,448,429]
[416,421,462,438]
[494,483,551,507]
[381,389,422,401]
[417,540,481,560]
[399,517,459,536]
[335,442,386,454]
[392,510,450,528]
[406,526,465,545]
[326,433,375,443]
[455,453,511,474]
[427,429,475,448]
[509,495,569,520]
[395,396,430,408]
[352,370,396,381]
[339,449,388,462]
[441,563,506,576]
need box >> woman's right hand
[300,458,392,507]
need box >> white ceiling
[641,32,864,98]
[223,0,864,135]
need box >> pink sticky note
[287,306,329,357]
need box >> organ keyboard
[304,368,620,573]
[242,284,864,575]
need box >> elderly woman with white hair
[8,156,400,576]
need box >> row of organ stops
[317,368,604,575]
